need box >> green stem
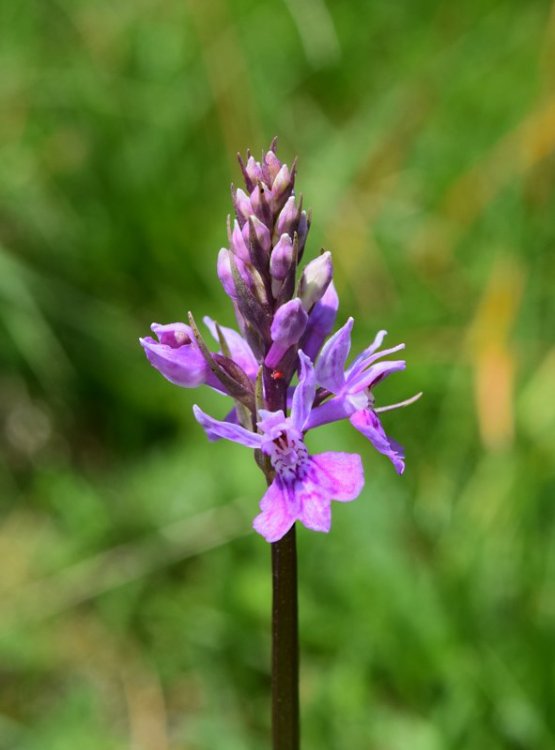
[262,367,300,749]
[271,524,299,750]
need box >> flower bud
[265,298,308,368]
[272,162,290,190]
[247,215,271,255]
[270,298,308,345]
[262,149,282,185]
[298,251,333,311]
[218,248,253,300]
[233,188,253,225]
[275,196,299,238]
[217,248,236,298]
[271,164,293,210]
[270,234,294,281]
[230,219,250,262]
[245,155,262,186]
[249,183,273,225]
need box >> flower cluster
[140,141,418,543]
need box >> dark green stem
[271,525,299,750]
[262,367,300,749]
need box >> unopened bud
[275,196,299,237]
[250,183,273,225]
[271,164,294,212]
[230,219,250,262]
[233,188,253,225]
[270,298,308,345]
[245,155,262,186]
[265,298,308,368]
[217,248,236,299]
[262,149,282,184]
[298,251,333,311]
[218,248,253,300]
[248,215,271,255]
[270,234,294,281]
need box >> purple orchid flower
[307,318,419,475]
[140,318,257,389]
[140,140,417,542]
[193,352,364,542]
[140,322,214,388]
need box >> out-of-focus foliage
[1,0,555,747]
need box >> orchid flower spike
[140,139,418,542]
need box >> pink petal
[140,336,207,388]
[347,359,406,394]
[350,409,405,474]
[305,395,365,431]
[309,452,365,501]
[295,476,331,532]
[253,478,297,543]
[345,329,389,378]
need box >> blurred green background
[1,0,555,747]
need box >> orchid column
[141,140,417,748]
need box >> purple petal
[346,329,388,377]
[349,409,405,474]
[224,407,238,424]
[201,407,239,441]
[290,351,316,431]
[253,477,297,543]
[347,359,406,393]
[300,281,339,361]
[151,322,193,347]
[295,475,331,533]
[140,335,208,388]
[193,405,262,448]
[347,340,405,383]
[309,452,365,501]
[203,316,258,380]
[305,393,367,431]
[314,317,353,393]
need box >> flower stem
[272,524,299,750]
[262,368,300,749]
